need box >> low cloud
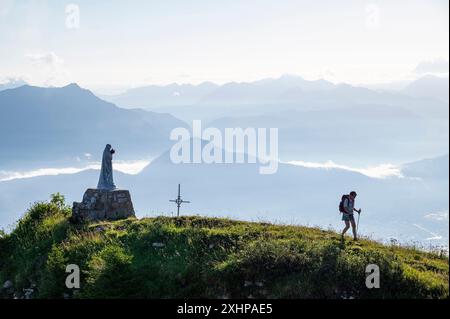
[25,51,70,86]
[26,52,64,67]
[414,58,449,75]
[0,160,151,182]
[286,160,402,179]
[424,211,449,222]
[0,76,28,89]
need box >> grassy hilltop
[0,194,448,299]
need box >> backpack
[339,194,349,213]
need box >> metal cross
[170,184,190,217]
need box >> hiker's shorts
[342,213,355,222]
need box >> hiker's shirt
[343,197,354,215]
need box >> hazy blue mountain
[0,150,448,247]
[208,102,448,165]
[103,82,219,109]
[402,155,449,180]
[365,80,411,92]
[196,75,335,106]
[103,75,335,110]
[111,76,448,126]
[253,74,335,91]
[104,75,448,112]
[403,75,449,103]
[2,80,446,169]
[105,74,448,165]
[219,82,450,118]
[0,84,188,169]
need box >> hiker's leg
[342,221,350,236]
[350,219,357,240]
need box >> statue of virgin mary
[97,144,117,190]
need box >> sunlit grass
[0,197,448,299]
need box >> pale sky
[0,0,448,90]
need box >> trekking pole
[356,212,361,237]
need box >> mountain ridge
[0,201,448,299]
[103,75,449,111]
[0,83,188,168]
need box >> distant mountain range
[0,84,188,169]
[208,102,448,165]
[402,154,450,180]
[103,74,449,112]
[402,75,449,103]
[99,76,450,165]
[195,77,447,164]
[102,77,449,161]
[101,75,340,113]
[100,82,219,109]
[1,76,448,168]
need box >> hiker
[340,191,361,240]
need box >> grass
[0,194,448,299]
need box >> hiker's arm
[353,208,361,213]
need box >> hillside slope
[0,195,448,299]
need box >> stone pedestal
[71,189,135,223]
